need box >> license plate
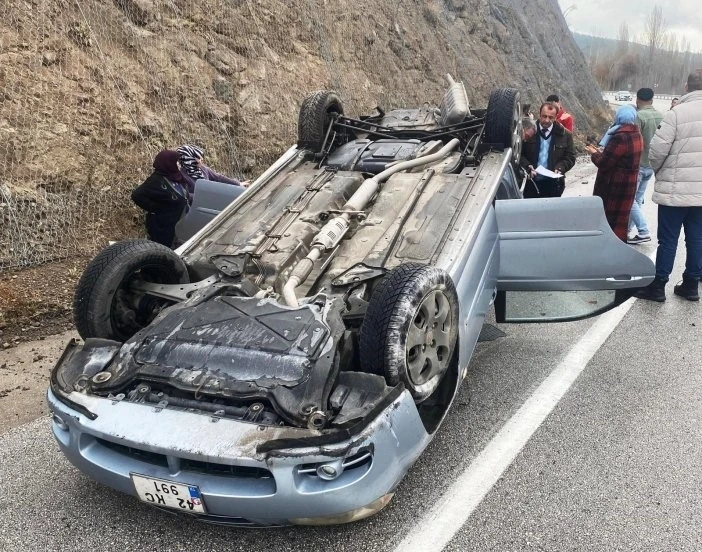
[131,474,206,514]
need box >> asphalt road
[1,162,700,551]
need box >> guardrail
[602,91,678,100]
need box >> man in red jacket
[546,94,574,132]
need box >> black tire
[359,263,459,403]
[73,239,189,342]
[297,90,344,152]
[484,88,522,165]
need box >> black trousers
[145,211,181,248]
[523,177,565,198]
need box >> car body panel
[495,196,654,290]
[175,179,246,243]
[48,385,429,525]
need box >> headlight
[296,448,372,481]
[315,459,343,480]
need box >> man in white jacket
[635,73,702,302]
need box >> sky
[557,0,702,52]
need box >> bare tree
[582,5,702,94]
[616,22,629,57]
[643,5,666,66]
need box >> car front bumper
[47,387,430,526]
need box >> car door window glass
[496,164,521,200]
[498,290,622,323]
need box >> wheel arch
[73,239,189,342]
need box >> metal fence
[0,0,520,271]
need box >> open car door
[494,196,655,322]
[175,178,246,244]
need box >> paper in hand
[535,165,564,179]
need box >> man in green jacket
[627,87,664,244]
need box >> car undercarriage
[54,76,522,433]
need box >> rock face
[0,0,606,267]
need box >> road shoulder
[0,330,78,434]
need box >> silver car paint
[48,385,429,525]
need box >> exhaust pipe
[282,138,460,307]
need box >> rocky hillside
[0,0,606,266]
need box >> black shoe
[627,234,652,245]
[673,275,699,301]
[634,277,667,302]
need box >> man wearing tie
[519,102,576,198]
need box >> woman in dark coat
[131,150,189,248]
[585,105,643,241]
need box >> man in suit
[519,102,576,198]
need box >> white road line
[394,296,638,552]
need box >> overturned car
[48,76,655,526]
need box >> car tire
[359,263,459,403]
[73,239,189,342]
[297,90,344,152]
[484,87,522,165]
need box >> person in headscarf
[177,144,244,201]
[131,150,190,247]
[585,104,643,241]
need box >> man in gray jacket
[636,73,702,302]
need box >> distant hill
[573,32,622,56]
[573,31,702,66]
[571,32,702,94]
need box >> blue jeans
[655,205,702,281]
[628,167,653,236]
